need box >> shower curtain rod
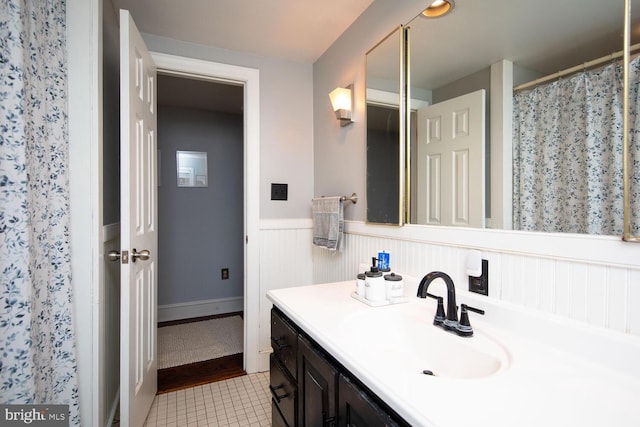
[513,42,640,92]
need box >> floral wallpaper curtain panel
[0,0,79,423]
[513,59,632,235]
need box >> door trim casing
[151,52,261,373]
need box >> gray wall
[514,64,545,86]
[144,33,314,220]
[432,66,491,104]
[157,106,243,305]
[103,0,120,225]
[313,0,428,221]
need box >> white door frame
[151,52,261,373]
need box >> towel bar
[339,193,358,204]
[315,193,358,205]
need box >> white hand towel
[312,196,343,251]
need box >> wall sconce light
[329,84,354,127]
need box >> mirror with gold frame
[405,0,640,235]
[365,26,405,225]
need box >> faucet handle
[425,293,446,326]
[456,304,474,337]
[456,304,484,337]
[463,304,485,316]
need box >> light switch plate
[271,183,288,200]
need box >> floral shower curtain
[513,57,640,235]
[0,0,79,423]
[628,57,640,236]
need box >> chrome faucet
[417,271,482,337]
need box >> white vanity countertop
[266,281,640,427]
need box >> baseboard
[158,297,244,323]
[257,349,272,373]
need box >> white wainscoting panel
[313,222,640,338]
[259,219,313,370]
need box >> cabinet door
[272,400,290,427]
[270,354,297,427]
[298,336,339,427]
[272,308,299,379]
[338,374,399,427]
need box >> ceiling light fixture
[422,0,455,18]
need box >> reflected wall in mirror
[176,150,208,187]
[365,26,404,225]
[405,0,640,235]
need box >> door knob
[131,248,150,262]
[107,250,121,262]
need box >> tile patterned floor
[143,372,271,427]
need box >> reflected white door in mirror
[415,89,485,227]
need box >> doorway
[150,52,262,379]
[156,73,244,392]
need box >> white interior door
[416,89,485,227]
[119,9,158,427]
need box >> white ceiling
[368,0,639,92]
[404,0,634,90]
[112,0,374,63]
[116,0,640,113]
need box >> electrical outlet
[221,268,229,280]
[468,259,489,296]
[271,183,288,201]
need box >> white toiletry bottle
[365,257,385,302]
[356,273,366,297]
[384,272,404,301]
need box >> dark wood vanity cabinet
[298,336,339,426]
[270,309,299,427]
[271,307,408,427]
[338,374,400,427]
[270,354,297,427]
[271,308,299,377]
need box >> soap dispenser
[365,257,385,302]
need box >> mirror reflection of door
[416,90,485,227]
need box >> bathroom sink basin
[340,302,510,379]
